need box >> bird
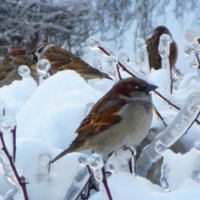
[28,43,112,80]
[0,49,38,87]
[50,77,157,164]
[146,26,178,70]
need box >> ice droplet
[158,34,172,58]
[184,45,195,56]
[79,154,89,167]
[18,65,31,77]
[136,38,146,50]
[37,59,51,75]
[185,28,200,43]
[0,116,16,132]
[86,37,102,50]
[107,55,118,65]
[155,140,167,155]
[190,58,199,69]
[87,153,103,170]
[118,52,129,63]
[194,138,200,153]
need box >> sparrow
[28,43,112,80]
[0,49,38,87]
[50,77,157,164]
[146,26,178,70]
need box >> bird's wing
[42,46,90,70]
[75,95,126,141]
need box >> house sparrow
[0,49,38,87]
[146,26,178,70]
[28,43,112,80]
[50,77,157,164]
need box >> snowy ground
[1,10,200,200]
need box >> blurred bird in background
[146,25,178,70]
[28,43,112,81]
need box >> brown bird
[146,26,178,70]
[0,49,38,87]
[28,43,112,80]
[50,77,157,164]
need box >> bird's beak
[145,84,158,93]
[27,55,34,61]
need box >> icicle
[191,138,200,183]
[158,34,172,93]
[136,38,150,76]
[0,101,5,117]
[87,153,104,170]
[86,37,102,50]
[18,65,31,79]
[155,141,170,192]
[136,92,200,177]
[64,167,90,200]
[36,154,51,183]
[106,55,119,82]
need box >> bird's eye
[135,85,144,91]
[37,46,44,53]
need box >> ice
[65,167,90,200]
[158,34,172,58]
[88,153,104,170]
[18,65,31,79]
[93,59,102,71]
[0,101,5,118]
[0,116,16,132]
[184,45,195,57]
[86,37,102,50]
[37,59,51,79]
[137,92,200,177]
[106,55,119,82]
[155,140,167,156]
[185,28,200,44]
[136,38,150,76]
[79,154,90,167]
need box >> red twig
[0,132,28,200]
[11,125,17,162]
[101,167,113,200]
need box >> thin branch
[11,125,17,162]
[0,132,28,200]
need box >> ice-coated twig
[136,92,200,177]
[0,116,17,161]
[0,132,28,200]
[158,34,172,94]
[64,167,91,200]
[153,105,167,127]
[136,38,150,77]
[191,138,200,182]
[11,125,17,162]
[88,153,113,200]
[155,141,170,192]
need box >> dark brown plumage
[146,26,178,70]
[29,43,112,80]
